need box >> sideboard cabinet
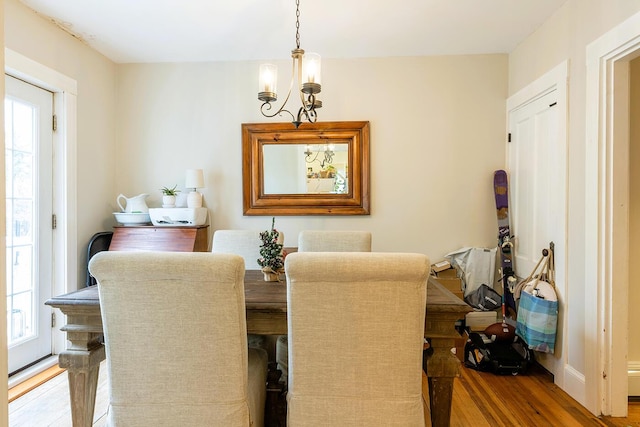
[109,225,209,252]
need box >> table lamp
[185,169,204,208]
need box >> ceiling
[19,0,569,64]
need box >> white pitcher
[117,193,149,213]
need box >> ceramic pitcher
[116,193,149,213]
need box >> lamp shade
[302,52,321,85]
[185,169,204,189]
[259,63,278,94]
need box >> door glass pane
[5,97,37,347]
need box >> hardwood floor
[433,364,640,427]
[9,362,108,427]
[8,360,640,426]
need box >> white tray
[148,207,208,226]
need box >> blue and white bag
[515,248,558,354]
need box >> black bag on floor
[464,332,533,375]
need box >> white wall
[4,0,118,287]
[116,55,508,259]
[509,0,640,405]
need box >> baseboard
[563,364,586,407]
[8,359,65,403]
[628,361,640,396]
[8,356,60,391]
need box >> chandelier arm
[324,150,334,165]
[305,149,321,164]
[259,55,299,121]
[260,103,295,121]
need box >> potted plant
[324,164,337,178]
[160,185,180,208]
[257,217,284,281]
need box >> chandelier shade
[258,64,277,102]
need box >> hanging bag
[515,247,558,354]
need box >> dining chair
[89,251,268,427]
[297,230,372,252]
[276,230,372,384]
[212,229,285,351]
[284,252,429,426]
[85,231,113,287]
[212,229,284,270]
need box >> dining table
[45,270,471,427]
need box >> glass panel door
[5,74,53,374]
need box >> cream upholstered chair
[285,252,429,426]
[297,230,371,252]
[212,229,284,270]
[276,230,372,383]
[89,251,267,427]
[212,229,285,350]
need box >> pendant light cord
[295,0,301,49]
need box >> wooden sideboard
[109,225,209,252]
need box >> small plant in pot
[257,217,284,282]
[324,164,337,178]
[160,185,180,208]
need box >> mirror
[262,143,349,194]
[242,121,370,215]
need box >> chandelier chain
[295,0,301,49]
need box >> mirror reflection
[263,143,349,194]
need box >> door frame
[585,10,640,417]
[4,48,78,358]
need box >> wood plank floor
[8,361,640,426]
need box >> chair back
[285,252,429,426]
[89,251,260,426]
[297,230,371,252]
[85,231,113,287]
[212,229,284,270]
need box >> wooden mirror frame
[242,121,370,215]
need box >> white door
[4,74,54,374]
[507,88,566,375]
[508,90,561,275]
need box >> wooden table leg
[423,337,461,427]
[57,313,106,427]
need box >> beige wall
[115,55,508,257]
[4,0,118,286]
[509,0,640,398]
[630,58,640,367]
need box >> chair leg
[265,362,287,427]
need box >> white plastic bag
[445,247,497,297]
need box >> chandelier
[258,0,322,128]
[304,144,334,168]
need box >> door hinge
[52,214,57,230]
[52,114,57,131]
[51,312,56,328]
[508,133,512,143]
